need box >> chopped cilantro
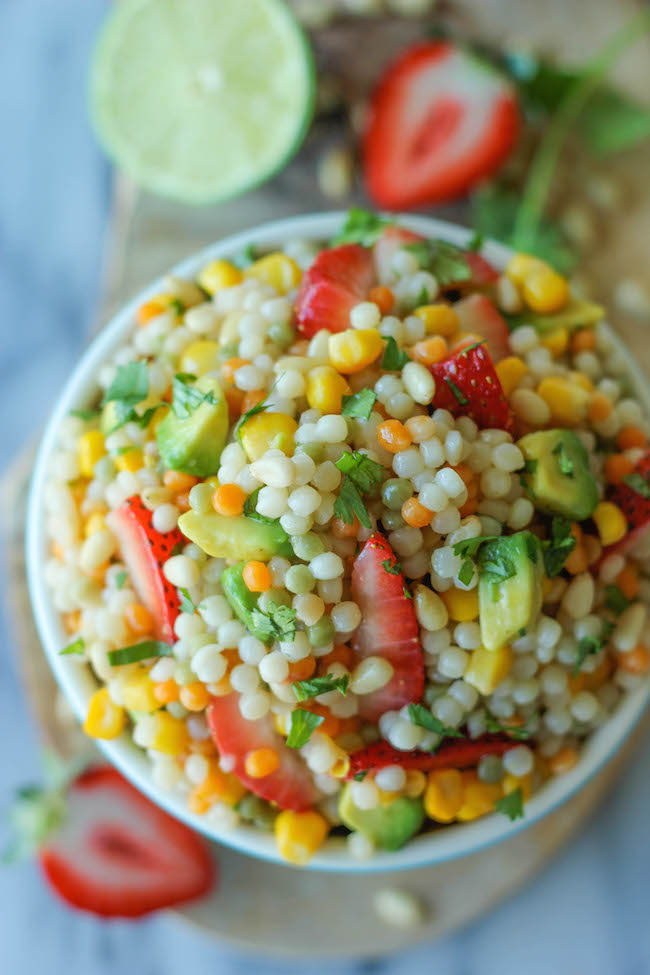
[552,441,574,476]
[107,641,173,666]
[100,361,153,431]
[331,208,392,247]
[604,584,631,615]
[382,558,401,576]
[333,478,371,530]
[622,472,650,499]
[408,703,465,741]
[405,239,472,286]
[250,602,297,643]
[178,588,196,614]
[459,340,486,356]
[233,242,258,268]
[334,451,384,529]
[523,458,538,476]
[403,585,413,599]
[341,388,377,420]
[353,771,368,782]
[170,373,219,420]
[69,407,100,421]
[444,379,469,406]
[495,787,525,821]
[114,571,128,590]
[382,336,409,371]
[485,714,533,740]
[453,536,500,560]
[169,297,184,316]
[292,674,350,702]
[543,516,576,578]
[59,637,85,656]
[235,379,279,441]
[467,231,484,251]
[479,552,516,584]
[404,241,433,267]
[573,622,614,676]
[458,559,476,587]
[286,709,324,749]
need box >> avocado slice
[339,784,425,851]
[518,429,598,520]
[156,375,228,477]
[178,510,292,561]
[508,298,604,334]
[478,531,543,651]
[221,563,273,641]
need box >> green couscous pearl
[477,754,504,783]
[381,509,405,531]
[237,794,277,830]
[291,531,325,561]
[285,564,315,595]
[268,321,296,349]
[189,482,214,514]
[294,443,324,463]
[382,478,412,511]
[308,615,335,647]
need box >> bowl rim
[27,210,650,873]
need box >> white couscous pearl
[492,442,524,472]
[432,695,464,727]
[152,503,179,533]
[192,644,227,683]
[393,447,425,479]
[288,485,321,516]
[230,664,260,694]
[503,746,534,777]
[350,779,380,810]
[350,656,394,694]
[418,482,449,512]
[438,647,470,679]
[198,595,232,628]
[79,530,117,573]
[434,467,465,498]
[375,765,407,792]
[163,555,200,589]
[256,486,289,519]
[218,619,247,648]
[402,362,436,405]
[293,593,325,626]
[388,718,423,750]
[571,691,599,723]
[315,414,348,443]
[250,453,295,488]
[330,601,362,633]
[259,650,290,683]
[348,832,375,860]
[238,635,267,666]
[350,301,381,330]
[239,691,271,721]
[561,573,595,619]
[309,552,344,580]
[185,753,210,785]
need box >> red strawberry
[607,451,650,557]
[295,244,375,338]
[347,735,512,779]
[351,533,424,722]
[363,42,520,209]
[462,251,499,288]
[455,294,510,361]
[39,767,215,917]
[430,344,515,434]
[207,693,319,812]
[110,495,183,643]
[373,225,424,284]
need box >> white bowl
[27,212,650,872]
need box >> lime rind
[90,0,316,205]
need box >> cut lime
[90,0,315,204]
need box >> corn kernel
[77,430,106,478]
[329,328,383,374]
[414,303,459,337]
[180,340,221,377]
[505,253,545,286]
[83,688,126,740]
[522,267,569,314]
[121,672,160,713]
[495,356,528,396]
[440,587,479,622]
[244,253,301,294]
[464,645,513,695]
[198,259,243,295]
[568,370,594,393]
[149,711,189,755]
[540,327,569,357]
[405,769,427,798]
[274,809,329,865]
[537,376,590,425]
[239,411,297,462]
[424,769,464,823]
[592,501,627,547]
[455,772,502,820]
[115,448,144,473]
[305,365,350,414]
[84,512,106,537]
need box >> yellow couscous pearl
[440,587,479,622]
[114,448,144,473]
[592,501,627,546]
[121,672,160,713]
[495,356,528,396]
[536,376,590,426]
[180,340,221,377]
[244,253,301,294]
[77,430,106,478]
[414,303,459,337]
[84,512,106,537]
[305,365,350,414]
[274,810,329,866]
[540,326,569,357]
[522,267,570,314]
[148,711,190,756]
[238,412,297,462]
[464,645,514,695]
[197,259,243,295]
[83,688,126,740]
[329,328,383,374]
[424,769,464,823]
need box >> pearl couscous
[46,211,650,864]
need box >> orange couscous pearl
[242,560,272,593]
[179,682,211,712]
[617,426,647,450]
[588,393,613,423]
[616,565,640,600]
[368,285,394,315]
[287,656,317,683]
[331,516,360,538]
[548,746,579,775]
[163,470,198,493]
[571,329,596,354]
[124,603,153,635]
[377,419,413,453]
[410,336,447,366]
[244,748,280,778]
[240,389,266,415]
[212,483,247,517]
[401,496,433,528]
[617,646,650,674]
[152,679,180,704]
[604,453,635,485]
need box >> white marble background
[1,3,650,973]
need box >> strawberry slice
[39,767,215,917]
[347,735,512,779]
[110,495,183,643]
[455,294,510,361]
[462,251,499,288]
[363,41,520,209]
[351,533,424,722]
[430,344,515,434]
[295,243,376,338]
[207,693,319,812]
[607,451,650,557]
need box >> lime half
[90,0,315,204]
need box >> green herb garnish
[178,588,196,614]
[495,787,525,821]
[341,388,377,420]
[405,239,472,286]
[250,602,297,643]
[543,516,576,578]
[114,571,128,590]
[382,336,409,371]
[107,641,174,667]
[332,208,392,247]
[59,637,85,656]
[382,558,401,576]
[69,407,100,421]
[485,714,533,740]
[100,361,152,431]
[444,379,469,406]
[604,584,631,615]
[573,621,614,676]
[170,373,219,420]
[408,703,465,741]
[622,472,650,499]
[286,709,324,749]
[292,674,350,702]
[235,379,279,441]
[334,451,385,529]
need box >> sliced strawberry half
[430,343,515,434]
[461,251,499,288]
[363,41,520,209]
[207,693,319,811]
[347,735,512,779]
[39,767,215,917]
[351,533,424,722]
[455,294,510,361]
[295,243,376,338]
[606,451,650,557]
[110,495,183,643]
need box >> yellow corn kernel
[197,259,243,295]
[83,688,126,740]
[114,448,144,473]
[455,772,502,821]
[522,267,570,314]
[121,672,160,713]
[537,376,590,426]
[505,253,545,286]
[495,356,528,396]
[148,711,189,756]
[329,328,383,374]
[244,253,301,294]
[404,769,427,798]
[305,365,350,413]
[502,773,532,801]
[540,327,569,357]
[239,411,297,462]
[84,512,106,537]
[274,810,329,866]
[77,430,106,478]
[464,645,514,695]
[414,303,459,337]
[180,340,221,377]
[592,501,627,546]
[273,713,288,735]
[424,768,464,823]
[440,586,479,622]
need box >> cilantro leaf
[178,588,196,614]
[341,389,377,420]
[235,379,279,441]
[408,703,465,741]
[102,361,149,409]
[292,674,350,702]
[444,379,469,406]
[458,559,476,587]
[485,714,533,740]
[622,472,650,499]
[405,239,472,286]
[69,407,100,421]
[573,621,614,676]
[59,637,85,656]
[114,571,128,590]
[286,709,324,748]
[404,241,433,267]
[604,585,631,615]
[169,298,184,316]
[243,487,281,528]
[335,451,384,494]
[453,536,499,560]
[332,208,391,247]
[552,441,574,476]
[543,516,576,578]
[495,787,525,821]
[108,641,174,666]
[334,478,371,530]
[170,373,220,420]
[382,336,409,371]
[233,242,257,269]
[382,558,401,576]
[250,602,297,643]
[578,87,650,155]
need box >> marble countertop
[1,3,650,973]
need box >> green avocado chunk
[221,563,273,641]
[338,784,425,851]
[478,531,544,651]
[518,429,598,520]
[156,375,228,477]
[178,510,292,561]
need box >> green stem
[512,9,650,249]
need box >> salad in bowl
[31,210,650,868]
